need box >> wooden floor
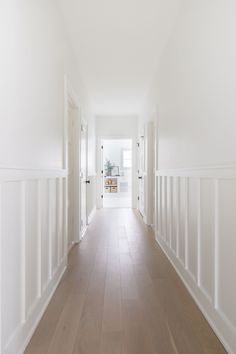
[24,209,226,354]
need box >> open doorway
[101,139,133,208]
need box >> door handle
[138,176,142,179]
[85,180,90,184]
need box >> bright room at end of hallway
[101,139,133,208]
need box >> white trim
[154,169,236,353]
[155,235,233,354]
[48,179,53,281]
[0,168,67,182]
[156,164,236,179]
[80,225,88,240]
[197,178,201,287]
[37,180,42,298]
[213,179,219,310]
[0,183,2,354]
[16,260,67,354]
[20,181,26,324]
[88,206,96,224]
[67,241,78,255]
[1,168,68,354]
[65,78,86,244]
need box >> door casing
[64,76,88,248]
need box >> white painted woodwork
[155,165,236,354]
[86,175,97,224]
[137,135,145,217]
[0,168,67,354]
[80,124,88,238]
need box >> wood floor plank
[99,331,125,354]
[24,209,227,354]
[46,291,85,354]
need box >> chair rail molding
[155,164,236,354]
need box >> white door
[68,107,76,250]
[80,123,88,238]
[138,135,145,216]
[101,143,104,206]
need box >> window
[122,150,132,168]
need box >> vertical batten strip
[176,177,180,258]
[0,183,2,353]
[21,181,27,324]
[214,179,219,309]
[185,178,189,270]
[48,179,52,281]
[162,176,166,240]
[63,178,68,258]
[154,175,158,238]
[164,176,168,243]
[159,176,162,238]
[167,176,171,248]
[57,178,61,265]
[170,177,174,251]
[197,178,201,287]
[37,180,42,298]
[55,178,59,268]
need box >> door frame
[64,76,84,247]
[96,135,137,209]
[137,133,145,217]
[80,120,88,239]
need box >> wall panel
[166,176,172,247]
[155,165,236,354]
[25,180,39,316]
[218,180,236,329]
[40,179,50,292]
[2,182,23,347]
[171,177,178,254]
[0,168,67,354]
[179,178,186,265]
[200,178,214,302]
[187,178,198,281]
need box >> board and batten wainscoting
[155,165,236,354]
[0,167,68,354]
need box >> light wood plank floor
[24,209,227,354]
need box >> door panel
[68,107,76,249]
[80,124,87,238]
[138,136,145,216]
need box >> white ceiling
[60,0,180,115]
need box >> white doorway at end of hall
[102,139,132,208]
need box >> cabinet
[104,177,118,193]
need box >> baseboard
[155,236,232,354]
[81,226,88,240]
[67,241,78,255]
[88,206,96,224]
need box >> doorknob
[85,180,90,184]
[138,176,143,179]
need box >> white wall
[0,2,95,354]
[153,0,236,170]
[103,139,132,168]
[96,115,138,138]
[145,1,236,353]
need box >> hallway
[24,209,226,354]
